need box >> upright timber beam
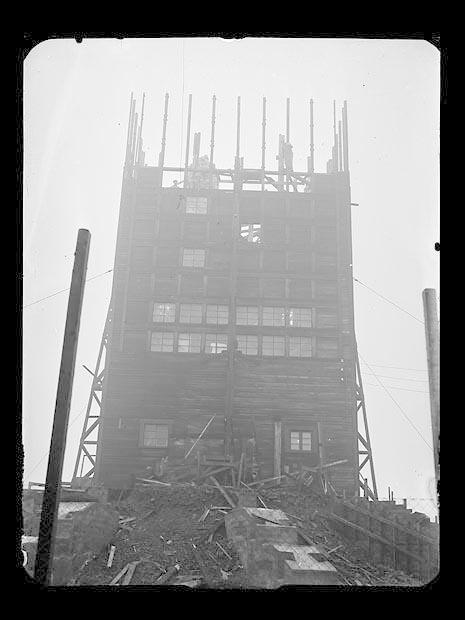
[274,421,282,478]
[355,347,378,499]
[423,289,440,493]
[72,304,113,483]
[34,229,91,586]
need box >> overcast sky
[23,37,439,518]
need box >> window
[288,279,313,300]
[205,334,228,354]
[262,307,285,327]
[178,333,202,353]
[290,431,312,451]
[150,332,175,352]
[206,304,229,325]
[154,272,178,297]
[236,335,258,355]
[153,302,176,323]
[289,308,312,328]
[142,423,169,448]
[179,304,202,324]
[289,336,312,358]
[262,336,285,357]
[240,223,261,243]
[183,248,205,267]
[186,196,207,214]
[236,306,259,326]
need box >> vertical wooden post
[342,100,349,173]
[183,94,192,186]
[261,97,266,191]
[34,229,91,586]
[209,94,216,167]
[422,288,440,493]
[274,421,282,479]
[158,93,169,184]
[309,98,314,174]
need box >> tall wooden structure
[74,94,376,498]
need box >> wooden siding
[95,169,358,493]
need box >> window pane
[240,223,261,243]
[205,334,228,354]
[144,424,169,447]
[183,248,205,267]
[206,304,229,325]
[289,337,312,358]
[262,307,285,327]
[186,196,207,214]
[236,335,258,355]
[236,306,259,326]
[289,308,312,328]
[153,302,176,323]
[262,336,285,356]
[150,332,174,352]
[178,333,202,353]
[179,304,202,324]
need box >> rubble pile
[74,479,422,587]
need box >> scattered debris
[107,545,116,568]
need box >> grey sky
[23,37,439,518]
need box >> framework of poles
[123,93,350,190]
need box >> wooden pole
[34,229,91,586]
[158,92,169,173]
[261,97,266,191]
[309,98,314,174]
[183,94,192,186]
[422,289,440,492]
[273,421,282,479]
[342,100,349,173]
[210,94,216,167]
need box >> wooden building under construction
[79,94,376,497]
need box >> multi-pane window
[236,306,259,326]
[262,336,285,357]
[289,307,312,328]
[153,302,176,323]
[179,304,202,324]
[206,304,229,325]
[289,336,312,358]
[150,332,175,352]
[142,424,169,448]
[240,223,262,243]
[183,248,205,267]
[262,306,285,327]
[178,333,202,353]
[186,196,207,214]
[236,335,258,356]
[205,334,228,354]
[290,431,312,451]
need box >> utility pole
[34,229,91,586]
[422,288,440,496]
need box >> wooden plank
[109,562,132,585]
[107,545,116,568]
[122,561,139,585]
[209,476,236,508]
[274,421,282,478]
[328,512,431,565]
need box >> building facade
[93,95,361,496]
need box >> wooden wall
[95,167,358,493]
